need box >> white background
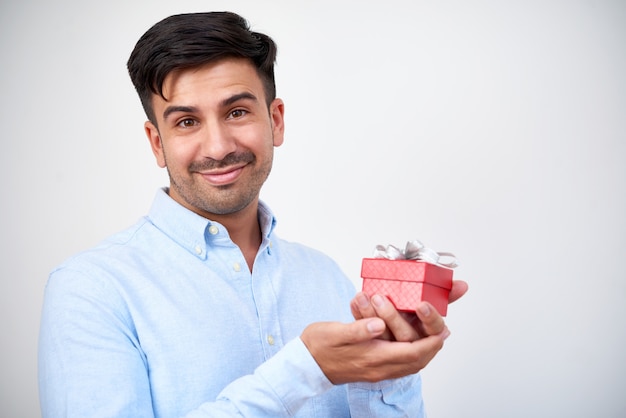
[1,1,625,417]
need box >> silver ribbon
[373,239,458,269]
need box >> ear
[269,98,285,147]
[145,121,166,168]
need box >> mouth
[198,164,247,186]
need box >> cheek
[163,137,201,161]
[239,125,275,153]
[161,141,196,170]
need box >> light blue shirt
[38,189,425,417]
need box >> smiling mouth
[190,151,255,186]
[199,164,246,186]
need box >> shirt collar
[147,188,277,259]
[258,199,277,240]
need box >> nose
[199,122,237,161]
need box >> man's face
[145,57,284,218]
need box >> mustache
[189,152,255,171]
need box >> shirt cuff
[347,373,425,417]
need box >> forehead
[159,57,266,104]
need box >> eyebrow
[162,92,259,121]
[221,92,259,107]
[163,105,197,121]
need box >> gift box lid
[361,258,453,290]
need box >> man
[38,11,467,417]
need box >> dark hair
[127,11,277,123]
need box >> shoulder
[47,217,154,291]
[272,236,343,270]
[270,236,356,293]
[57,216,153,264]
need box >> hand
[351,294,445,342]
[350,280,468,342]
[300,317,448,384]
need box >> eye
[177,118,197,128]
[228,109,248,119]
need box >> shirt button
[267,335,275,345]
[194,245,203,255]
[208,225,219,235]
[233,262,241,272]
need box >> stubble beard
[165,150,273,217]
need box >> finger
[414,302,447,337]
[350,292,378,320]
[301,318,386,354]
[343,318,387,343]
[371,294,420,342]
[350,299,363,320]
[448,280,469,303]
[351,292,396,340]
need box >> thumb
[344,317,386,343]
[301,319,386,352]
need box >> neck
[210,201,262,272]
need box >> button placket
[249,253,283,358]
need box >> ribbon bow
[373,239,458,269]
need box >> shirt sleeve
[38,269,334,418]
[38,268,155,417]
[347,375,427,417]
[187,338,334,417]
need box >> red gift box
[361,258,453,316]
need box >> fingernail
[356,293,370,309]
[372,294,384,308]
[418,303,431,317]
[367,318,385,333]
[441,329,451,340]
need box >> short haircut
[127,11,278,123]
